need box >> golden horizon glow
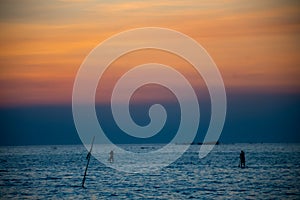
[0,0,299,106]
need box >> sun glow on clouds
[0,0,299,106]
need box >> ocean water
[0,143,300,199]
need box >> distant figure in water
[108,150,114,163]
[239,150,245,168]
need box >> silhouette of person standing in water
[108,150,114,163]
[240,150,245,168]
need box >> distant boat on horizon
[191,141,220,145]
[176,141,220,145]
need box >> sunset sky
[1,0,299,106]
[0,0,299,145]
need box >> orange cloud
[0,0,299,106]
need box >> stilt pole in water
[82,136,95,188]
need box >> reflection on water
[0,144,299,199]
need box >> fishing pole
[82,136,95,188]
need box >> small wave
[46,176,61,180]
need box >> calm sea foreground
[0,143,299,199]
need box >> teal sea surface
[0,143,300,199]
